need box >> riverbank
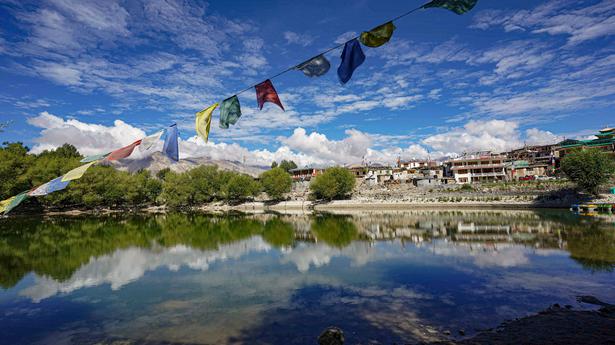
[5,181,615,216]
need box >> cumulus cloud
[27,113,570,166]
[422,119,563,154]
[27,111,145,155]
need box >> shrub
[561,148,615,195]
[310,167,355,200]
[260,167,292,200]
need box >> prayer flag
[360,21,396,47]
[140,130,164,151]
[196,103,218,142]
[61,161,97,182]
[295,55,331,77]
[81,153,109,163]
[105,140,142,161]
[219,96,242,129]
[163,124,179,161]
[422,0,478,14]
[3,192,28,214]
[337,38,366,84]
[28,177,70,196]
[255,79,284,111]
[0,196,15,213]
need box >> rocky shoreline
[317,297,615,345]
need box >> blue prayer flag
[29,177,70,196]
[163,123,179,161]
[337,38,366,84]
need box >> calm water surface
[1,210,614,344]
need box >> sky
[0,0,613,167]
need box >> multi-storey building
[554,127,615,159]
[447,152,507,184]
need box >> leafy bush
[561,148,615,195]
[260,167,292,200]
[310,167,355,200]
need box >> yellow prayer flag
[0,196,15,213]
[196,103,218,143]
[61,161,97,182]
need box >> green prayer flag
[3,192,28,214]
[219,95,242,129]
[360,21,396,48]
[423,0,478,15]
[80,153,109,163]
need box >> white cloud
[422,119,565,154]
[283,31,314,46]
[28,113,572,167]
[27,111,145,155]
[471,0,615,45]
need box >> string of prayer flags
[3,192,28,214]
[140,130,164,151]
[163,124,179,161]
[219,96,242,129]
[105,140,142,161]
[196,103,218,142]
[360,21,396,47]
[422,0,478,15]
[81,152,109,163]
[295,55,331,77]
[28,177,70,197]
[255,79,284,111]
[61,161,97,182]
[337,38,366,84]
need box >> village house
[346,163,367,179]
[505,144,555,166]
[397,159,439,170]
[447,152,507,184]
[364,164,394,186]
[288,166,326,181]
[504,160,549,181]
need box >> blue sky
[0,0,613,166]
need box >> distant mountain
[109,151,267,177]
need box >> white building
[447,152,506,184]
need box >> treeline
[0,142,293,210]
[0,142,359,211]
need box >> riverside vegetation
[0,142,353,211]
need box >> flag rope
[232,4,426,97]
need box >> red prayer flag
[255,79,284,111]
[105,140,142,161]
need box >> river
[1,209,614,344]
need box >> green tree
[278,160,298,172]
[271,161,278,168]
[159,170,194,208]
[561,148,615,195]
[310,167,356,200]
[222,173,261,201]
[260,167,292,200]
[0,142,34,198]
